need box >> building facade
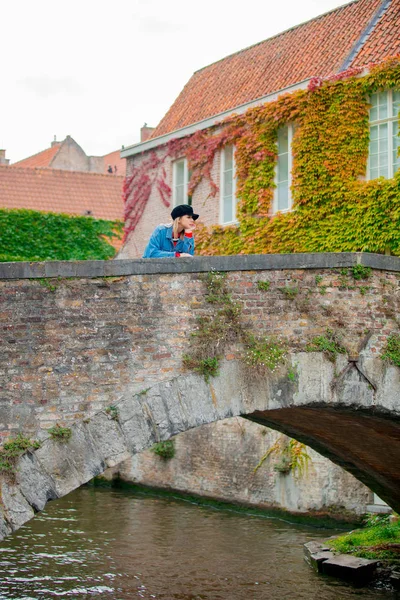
[119,0,400,259]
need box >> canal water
[0,486,393,599]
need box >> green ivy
[194,57,400,257]
[0,208,122,262]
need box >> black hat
[171,204,199,221]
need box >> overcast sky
[2,0,353,163]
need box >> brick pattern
[119,417,371,515]
[150,0,382,138]
[1,267,398,441]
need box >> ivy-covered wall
[123,57,400,257]
[0,209,122,262]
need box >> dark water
[0,486,394,599]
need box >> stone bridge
[1,253,400,539]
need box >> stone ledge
[304,541,379,584]
[1,252,400,280]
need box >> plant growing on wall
[150,440,175,459]
[0,434,41,476]
[254,435,311,477]
[123,56,400,256]
[0,208,122,262]
[48,424,72,442]
[183,271,287,382]
[306,328,346,362]
[381,333,400,368]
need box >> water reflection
[0,487,392,599]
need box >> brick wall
[1,254,399,514]
[119,147,222,259]
[1,256,398,441]
[115,418,372,515]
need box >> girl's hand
[179,253,193,257]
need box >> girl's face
[179,214,196,230]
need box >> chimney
[0,150,9,166]
[51,135,59,147]
[140,123,155,142]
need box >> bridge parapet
[1,253,399,437]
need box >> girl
[142,204,199,258]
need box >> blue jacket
[142,224,195,258]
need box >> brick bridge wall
[1,253,400,537]
[1,252,399,440]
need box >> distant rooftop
[0,166,124,222]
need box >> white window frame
[273,124,294,214]
[220,145,237,225]
[172,158,189,206]
[367,89,400,180]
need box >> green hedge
[0,209,122,262]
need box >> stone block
[118,394,157,454]
[85,412,131,468]
[303,541,334,572]
[34,425,105,498]
[321,554,379,582]
[0,479,35,531]
[390,571,400,590]
[16,452,58,511]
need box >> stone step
[321,554,379,582]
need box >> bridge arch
[1,352,399,540]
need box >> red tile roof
[351,0,400,67]
[13,138,126,175]
[13,143,62,168]
[0,166,124,221]
[150,0,395,138]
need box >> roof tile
[13,144,62,168]
[351,0,400,67]
[0,166,124,221]
[150,0,394,138]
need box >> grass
[243,335,287,373]
[48,424,72,442]
[306,328,346,362]
[150,440,175,459]
[105,405,119,420]
[279,286,299,300]
[327,515,400,561]
[257,280,271,291]
[381,333,400,368]
[0,434,41,475]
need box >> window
[273,125,294,213]
[173,158,190,206]
[368,90,400,180]
[220,145,237,224]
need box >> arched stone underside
[1,353,399,541]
